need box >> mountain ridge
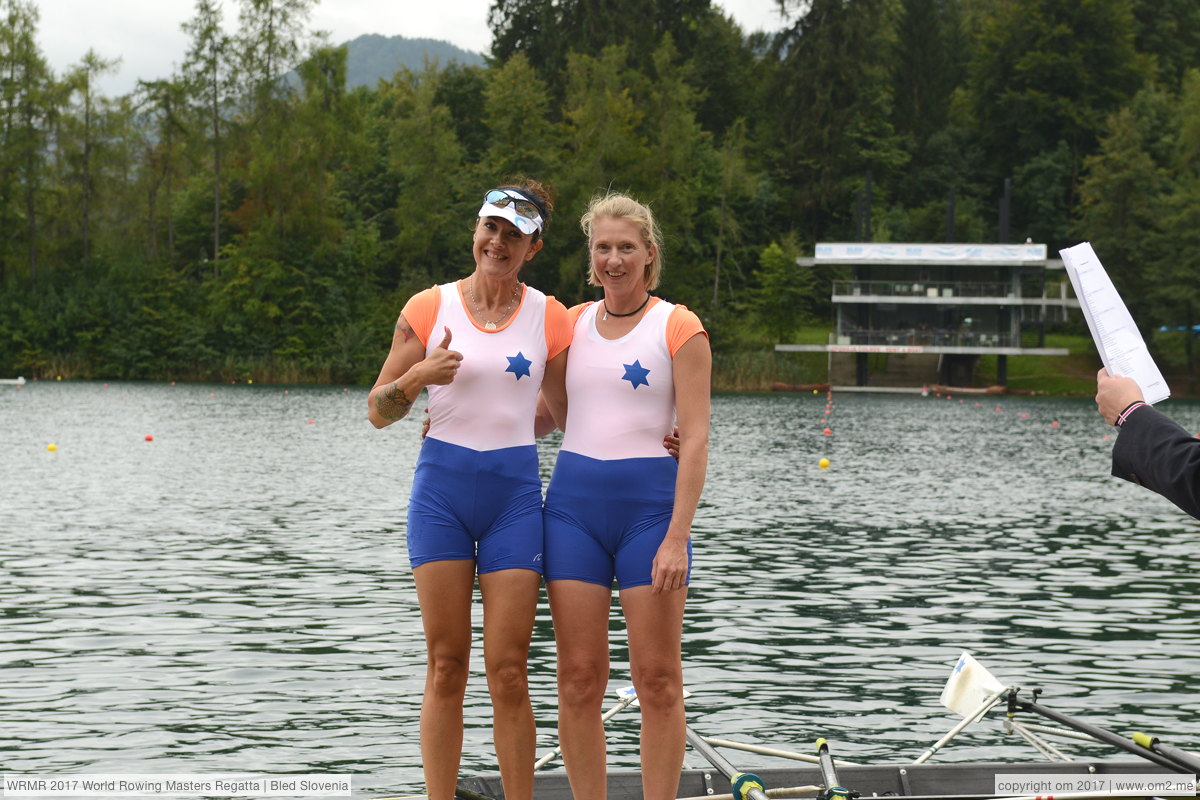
[341,33,486,87]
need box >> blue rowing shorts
[543,450,689,589]
[406,437,545,574]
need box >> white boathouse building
[777,242,1080,388]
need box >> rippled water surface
[4,382,1200,796]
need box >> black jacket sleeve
[1112,405,1200,520]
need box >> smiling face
[589,216,656,297]
[473,215,542,278]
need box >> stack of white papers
[1060,241,1169,404]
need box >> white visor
[478,190,544,236]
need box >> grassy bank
[716,329,1199,397]
[975,331,1197,397]
[974,332,1100,396]
[712,349,828,392]
[15,329,1196,397]
[712,325,830,392]
[18,354,365,386]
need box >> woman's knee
[427,653,469,698]
[631,666,683,711]
[486,659,530,704]
[556,660,607,709]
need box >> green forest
[1,0,1198,389]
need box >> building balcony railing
[832,279,1071,301]
[832,328,1020,348]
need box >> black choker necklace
[602,294,651,321]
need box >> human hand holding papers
[1060,241,1169,404]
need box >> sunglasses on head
[484,189,542,221]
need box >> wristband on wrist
[1116,400,1147,427]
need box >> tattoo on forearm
[376,382,413,421]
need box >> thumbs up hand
[423,326,463,386]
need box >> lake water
[3,382,1200,797]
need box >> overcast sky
[36,0,794,96]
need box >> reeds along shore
[14,349,1197,397]
[15,349,828,391]
[12,357,362,387]
[711,350,828,392]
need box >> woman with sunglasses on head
[541,192,710,800]
[368,180,570,800]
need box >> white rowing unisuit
[401,281,571,451]
[559,297,705,460]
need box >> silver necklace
[468,278,521,330]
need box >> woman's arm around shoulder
[535,348,569,437]
[650,331,711,594]
[537,350,568,438]
[534,296,577,437]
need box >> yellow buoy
[818,458,830,469]
[47,443,57,451]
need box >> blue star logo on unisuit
[621,359,650,389]
[506,352,532,380]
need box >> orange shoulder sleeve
[568,301,593,327]
[400,286,440,348]
[544,296,573,359]
[666,304,708,357]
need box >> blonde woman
[542,192,711,800]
